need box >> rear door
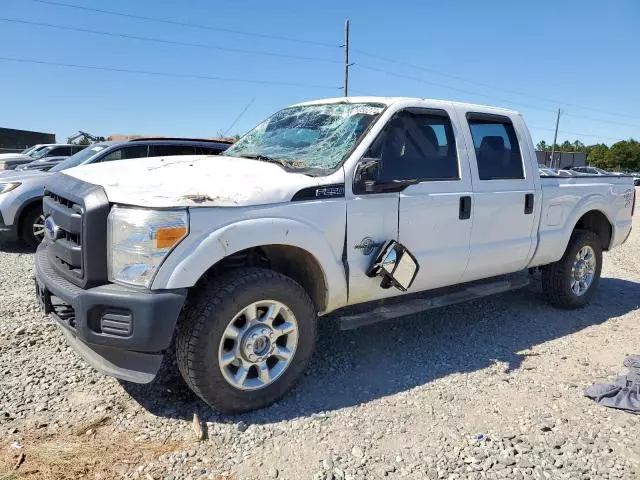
[459,111,538,281]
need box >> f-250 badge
[354,237,383,255]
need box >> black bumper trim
[60,328,162,383]
[0,213,18,241]
[35,243,187,382]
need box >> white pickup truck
[35,97,635,413]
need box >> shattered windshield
[224,102,385,171]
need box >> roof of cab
[292,96,521,116]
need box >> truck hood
[0,153,28,160]
[63,155,325,207]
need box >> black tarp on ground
[585,355,640,415]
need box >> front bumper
[0,211,18,241]
[34,243,187,383]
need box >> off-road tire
[176,267,317,413]
[21,205,45,249]
[541,229,602,309]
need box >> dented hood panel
[62,155,321,207]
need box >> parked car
[13,156,69,172]
[0,138,231,247]
[571,166,610,175]
[34,96,635,413]
[0,144,86,171]
[539,167,557,176]
[0,144,46,159]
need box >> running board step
[339,276,530,330]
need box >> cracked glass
[224,102,385,172]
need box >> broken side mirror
[354,157,381,194]
[366,240,419,291]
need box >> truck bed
[529,175,634,267]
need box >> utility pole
[550,108,562,168]
[343,19,350,97]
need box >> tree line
[536,139,640,172]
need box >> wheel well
[195,245,328,313]
[574,210,612,250]
[17,200,43,236]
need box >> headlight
[107,206,188,288]
[0,182,21,194]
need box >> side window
[100,145,148,162]
[72,146,87,154]
[150,145,196,157]
[468,116,524,180]
[365,110,459,182]
[49,146,72,156]
[197,146,224,155]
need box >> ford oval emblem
[44,216,61,242]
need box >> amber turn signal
[155,226,187,249]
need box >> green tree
[572,140,586,152]
[536,140,549,151]
[609,139,640,172]
[586,143,611,169]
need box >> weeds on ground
[0,418,184,480]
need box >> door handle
[525,193,534,214]
[459,196,471,220]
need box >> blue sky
[1,0,638,145]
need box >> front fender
[152,216,347,313]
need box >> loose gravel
[1,194,640,479]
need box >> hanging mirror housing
[366,240,419,291]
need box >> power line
[356,62,640,131]
[354,48,640,122]
[563,112,640,130]
[0,56,341,90]
[223,97,256,136]
[29,0,338,48]
[355,63,557,113]
[0,18,341,65]
[354,49,563,105]
[528,125,628,142]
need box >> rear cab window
[467,113,524,180]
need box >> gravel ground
[1,193,640,479]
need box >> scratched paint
[63,155,322,208]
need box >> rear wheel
[176,268,316,413]
[541,229,602,309]
[21,206,46,249]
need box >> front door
[395,108,473,291]
[346,107,474,303]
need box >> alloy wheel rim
[218,300,298,391]
[32,214,46,242]
[570,245,596,296]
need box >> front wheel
[176,268,317,413]
[541,229,602,309]
[21,206,46,249]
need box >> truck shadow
[0,240,34,254]
[120,275,640,425]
